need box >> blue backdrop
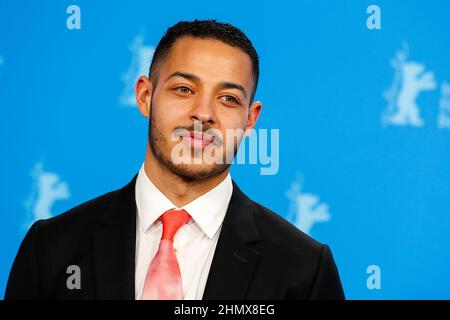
[1,0,449,299]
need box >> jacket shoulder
[48,188,118,222]
[35,187,122,240]
[248,200,345,299]
[252,200,323,252]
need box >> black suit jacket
[5,174,345,300]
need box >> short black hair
[148,19,259,104]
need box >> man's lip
[180,131,215,142]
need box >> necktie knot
[160,208,191,241]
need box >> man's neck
[142,145,230,208]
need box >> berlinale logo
[120,35,155,107]
[285,173,331,236]
[382,42,450,129]
[23,162,70,228]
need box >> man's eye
[221,95,240,104]
[174,86,193,94]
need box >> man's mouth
[179,131,215,148]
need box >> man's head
[136,19,262,181]
[149,19,260,104]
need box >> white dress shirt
[134,163,233,300]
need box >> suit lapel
[91,175,261,300]
[202,181,261,300]
[92,175,138,299]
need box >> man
[5,19,345,300]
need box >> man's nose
[190,95,216,124]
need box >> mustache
[172,124,223,146]
[174,124,212,132]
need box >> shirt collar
[135,163,233,239]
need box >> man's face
[139,36,261,180]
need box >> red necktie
[142,208,191,300]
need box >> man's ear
[244,100,262,137]
[135,76,153,118]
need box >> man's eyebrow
[165,71,248,99]
[217,81,248,99]
[165,71,200,83]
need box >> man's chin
[166,162,230,180]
